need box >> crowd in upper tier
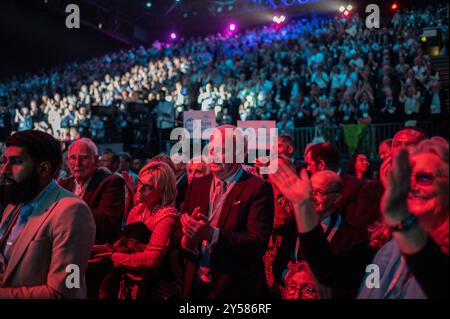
[0,3,448,145]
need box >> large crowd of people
[0,2,448,300]
[0,3,448,150]
[0,124,448,299]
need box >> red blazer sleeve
[91,175,125,243]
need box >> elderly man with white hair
[180,125,275,299]
[58,138,125,299]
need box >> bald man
[310,171,343,220]
[391,127,425,156]
[180,125,274,299]
[273,171,355,298]
[303,142,364,225]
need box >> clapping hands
[181,207,213,249]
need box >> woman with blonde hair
[93,161,182,299]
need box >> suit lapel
[83,169,105,204]
[58,177,75,193]
[0,205,16,228]
[216,171,249,228]
[0,204,18,275]
[3,185,62,283]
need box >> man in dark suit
[423,80,446,119]
[304,142,364,225]
[377,87,402,123]
[58,138,125,298]
[273,170,355,298]
[180,125,274,299]
[99,150,134,224]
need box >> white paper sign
[237,120,276,149]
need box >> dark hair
[380,138,393,148]
[394,126,426,139]
[117,152,133,164]
[347,152,369,178]
[5,130,62,176]
[102,150,120,166]
[279,134,294,149]
[306,142,340,171]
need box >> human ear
[318,160,326,171]
[37,161,53,178]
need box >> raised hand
[381,149,411,221]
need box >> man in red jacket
[180,125,274,299]
[58,138,124,298]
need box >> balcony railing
[290,120,449,159]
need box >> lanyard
[324,213,342,242]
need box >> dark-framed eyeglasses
[413,172,449,186]
[137,178,154,192]
[286,283,318,298]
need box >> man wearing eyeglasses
[303,142,364,225]
[58,138,125,298]
[273,170,355,298]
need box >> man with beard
[0,130,95,298]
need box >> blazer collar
[2,184,63,283]
[82,168,111,201]
[216,170,251,228]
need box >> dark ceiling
[24,0,437,45]
[1,0,440,81]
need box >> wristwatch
[388,214,419,233]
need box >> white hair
[68,138,98,156]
